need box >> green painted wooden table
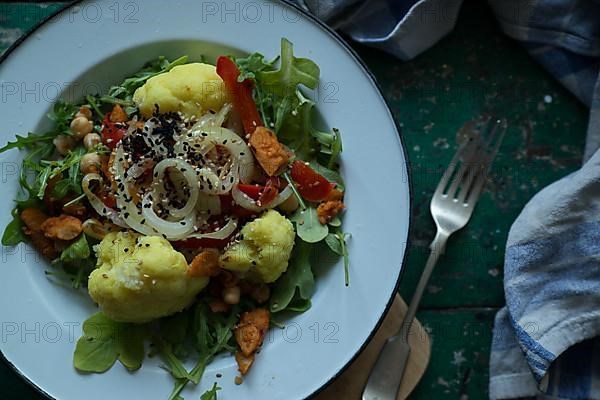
[0,1,589,399]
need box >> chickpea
[83,133,102,150]
[75,106,92,120]
[278,194,299,213]
[222,286,241,305]
[53,135,75,155]
[80,153,103,174]
[70,116,93,139]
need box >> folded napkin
[486,1,600,399]
[294,0,600,398]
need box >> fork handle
[399,229,448,339]
[362,230,449,400]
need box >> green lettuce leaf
[259,38,319,97]
[270,240,315,313]
[1,208,26,246]
[60,234,91,264]
[73,312,146,373]
[200,383,222,400]
[290,207,328,243]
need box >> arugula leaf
[328,215,342,227]
[309,159,345,190]
[52,179,74,198]
[160,311,190,346]
[167,304,239,400]
[200,383,221,400]
[1,208,26,246]
[325,233,343,256]
[282,171,306,210]
[313,127,342,169]
[270,240,315,313]
[0,132,57,154]
[259,38,319,97]
[285,296,312,313]
[48,99,79,136]
[115,323,146,370]
[236,52,277,82]
[60,234,91,264]
[86,94,105,119]
[290,207,328,243]
[158,340,193,381]
[73,312,146,373]
[277,92,317,159]
[325,231,351,286]
[35,166,52,200]
[35,146,86,200]
[73,331,118,373]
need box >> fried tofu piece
[109,104,128,123]
[235,351,255,375]
[317,200,345,225]
[20,208,57,259]
[30,232,59,259]
[324,188,344,202]
[63,201,87,218]
[187,249,220,277]
[235,324,262,357]
[41,214,83,241]
[235,308,270,357]
[249,126,290,176]
[20,208,48,232]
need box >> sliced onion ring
[232,184,294,213]
[187,217,238,240]
[82,173,127,228]
[113,146,158,236]
[152,158,199,219]
[141,192,196,240]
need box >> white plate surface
[0,1,411,399]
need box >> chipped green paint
[410,309,498,399]
[356,0,587,309]
[0,1,587,399]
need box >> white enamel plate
[0,1,411,399]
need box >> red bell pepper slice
[258,177,280,206]
[237,177,280,206]
[100,193,117,209]
[237,184,262,200]
[220,194,257,219]
[100,113,127,149]
[216,56,262,135]
[290,160,335,202]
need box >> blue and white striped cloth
[295,0,600,398]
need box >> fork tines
[437,117,507,206]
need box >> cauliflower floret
[88,232,208,323]
[132,63,229,118]
[220,210,295,283]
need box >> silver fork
[362,117,507,400]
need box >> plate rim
[0,1,414,399]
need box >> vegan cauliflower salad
[0,39,349,398]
